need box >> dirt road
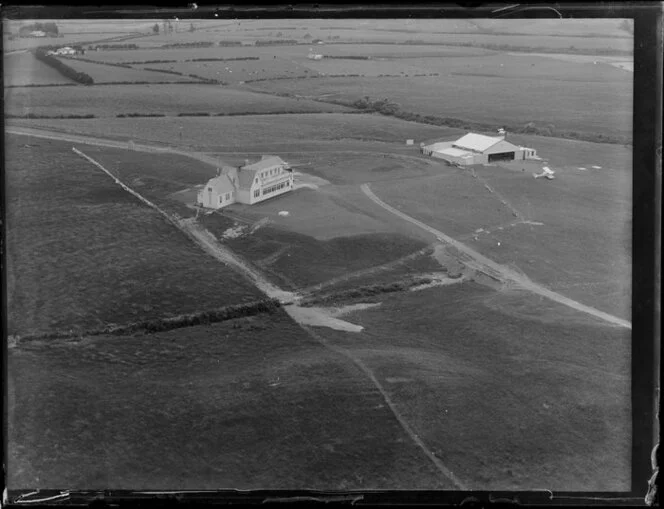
[6,125,232,171]
[361,183,632,329]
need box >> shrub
[144,67,185,75]
[6,113,96,119]
[161,41,215,49]
[117,113,166,118]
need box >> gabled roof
[436,147,474,158]
[202,174,235,196]
[453,133,504,153]
[242,155,288,172]
[237,168,258,190]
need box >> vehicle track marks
[361,183,631,329]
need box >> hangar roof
[436,147,474,158]
[453,133,505,152]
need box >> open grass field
[7,310,455,490]
[7,114,456,148]
[58,57,197,83]
[372,170,519,238]
[209,150,440,185]
[297,52,631,82]
[222,188,396,240]
[136,57,318,84]
[310,282,631,490]
[200,205,427,290]
[5,84,352,117]
[5,135,263,337]
[371,135,632,320]
[244,71,632,140]
[3,52,76,86]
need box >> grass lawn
[5,135,262,336]
[3,52,77,86]
[7,310,453,490]
[312,282,631,491]
[4,84,353,118]
[201,203,427,290]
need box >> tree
[153,23,159,34]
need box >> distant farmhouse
[198,156,293,210]
[47,46,77,56]
[422,132,537,166]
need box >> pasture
[298,52,632,82]
[59,57,197,83]
[136,57,318,84]
[7,114,455,149]
[244,70,632,141]
[3,52,76,86]
[5,135,262,337]
[7,310,455,490]
[4,84,352,118]
[311,281,630,490]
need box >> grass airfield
[5,18,632,493]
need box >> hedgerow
[324,95,631,145]
[161,41,215,49]
[6,113,96,119]
[12,299,282,342]
[34,47,94,85]
[143,67,185,75]
[255,39,299,46]
[186,57,260,62]
[117,113,166,117]
[89,43,139,51]
[301,278,433,308]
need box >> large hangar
[422,133,537,166]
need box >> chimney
[244,159,250,167]
[216,167,220,176]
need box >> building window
[225,193,230,201]
[219,196,223,203]
[254,189,260,198]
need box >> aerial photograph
[5,15,633,493]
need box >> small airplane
[533,166,556,180]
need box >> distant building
[421,132,537,166]
[29,30,46,37]
[307,53,323,60]
[197,156,293,209]
[53,46,76,56]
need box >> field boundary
[71,147,299,304]
[9,299,281,345]
[301,325,467,490]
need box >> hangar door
[488,151,515,162]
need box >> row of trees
[34,47,94,85]
[152,22,197,34]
